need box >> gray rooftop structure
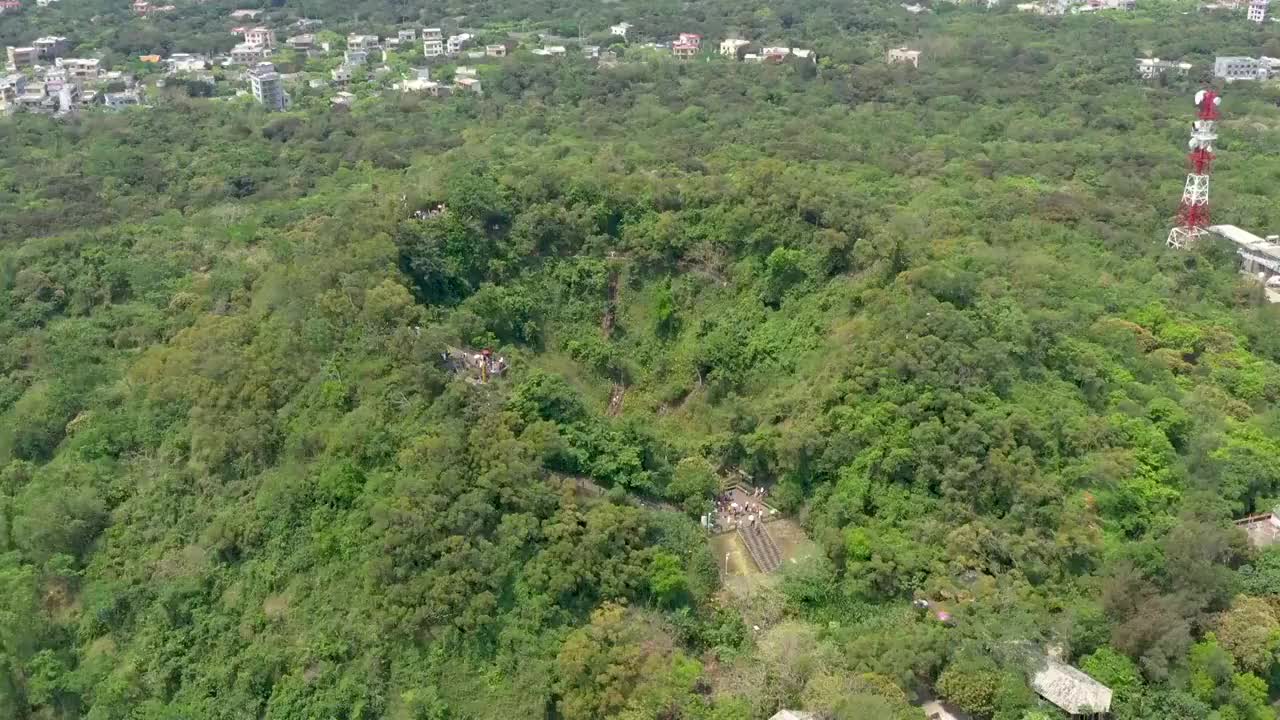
[1030,656,1112,718]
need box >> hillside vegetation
[7,3,1280,719]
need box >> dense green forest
[9,0,1280,718]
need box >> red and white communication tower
[1167,89,1222,249]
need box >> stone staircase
[739,522,783,573]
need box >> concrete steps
[739,522,782,573]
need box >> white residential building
[244,27,276,48]
[169,54,210,73]
[887,47,921,67]
[422,28,443,57]
[1136,57,1191,79]
[447,33,472,54]
[610,22,633,39]
[57,57,102,81]
[230,43,270,65]
[344,49,368,66]
[532,45,567,57]
[398,29,417,42]
[720,38,751,57]
[1249,0,1269,22]
[485,44,507,57]
[249,62,288,110]
[347,34,380,52]
[1215,55,1268,81]
[331,65,353,82]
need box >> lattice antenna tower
[1167,90,1222,249]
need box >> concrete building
[583,45,601,59]
[104,90,141,109]
[485,44,507,57]
[422,28,444,57]
[287,34,315,51]
[1214,55,1268,81]
[673,32,702,60]
[447,33,472,54]
[57,57,101,81]
[1209,225,1280,302]
[344,49,368,66]
[33,36,69,60]
[398,29,417,43]
[532,45,567,57]
[230,43,270,65]
[0,73,26,106]
[1136,57,1191,79]
[7,46,37,69]
[454,76,481,94]
[330,64,353,82]
[762,46,791,61]
[248,62,288,110]
[1030,657,1112,720]
[347,34,380,52]
[1249,0,1269,22]
[168,53,209,73]
[244,27,276,49]
[229,8,261,19]
[887,47,921,67]
[1236,511,1280,547]
[400,68,438,92]
[610,22,633,39]
[720,38,751,58]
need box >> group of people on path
[714,486,773,530]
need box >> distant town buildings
[287,34,315,52]
[887,46,922,67]
[610,22,634,39]
[228,8,262,19]
[532,45,567,57]
[1136,57,1191,79]
[1078,0,1135,10]
[248,62,288,110]
[485,44,507,57]
[1249,0,1269,22]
